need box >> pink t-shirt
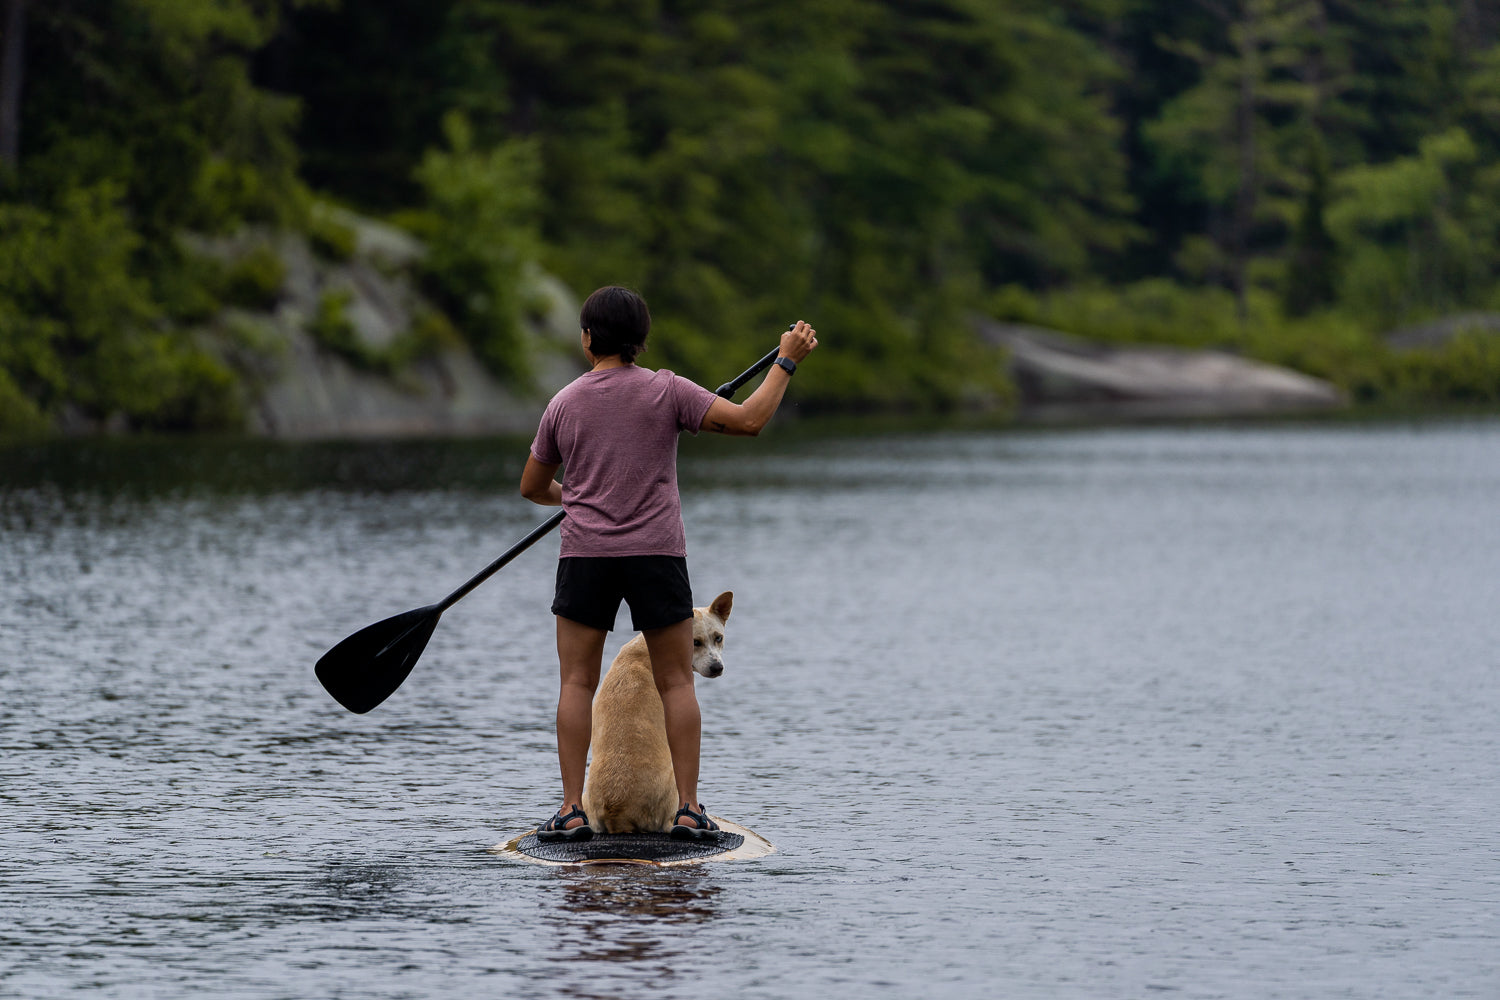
[530,365,719,558]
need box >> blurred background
[3,0,1500,437]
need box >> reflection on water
[0,436,532,497]
[541,869,722,977]
[3,420,1500,999]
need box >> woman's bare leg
[554,616,606,826]
[642,618,704,817]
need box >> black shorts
[552,556,693,632]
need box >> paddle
[315,340,788,714]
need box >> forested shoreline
[3,0,1500,434]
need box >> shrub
[989,279,1267,350]
[0,364,48,435]
[154,248,226,324]
[307,204,357,262]
[408,112,540,383]
[0,183,156,419]
[223,244,286,309]
[1384,332,1500,405]
[1329,129,1500,327]
[108,336,245,431]
[390,309,463,368]
[307,288,383,371]
[1244,313,1389,402]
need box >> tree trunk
[0,0,26,170]
[1233,13,1258,328]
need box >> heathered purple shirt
[530,365,719,558]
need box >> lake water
[2,420,1498,998]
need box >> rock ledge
[976,320,1345,420]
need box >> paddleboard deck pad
[492,816,774,867]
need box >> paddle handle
[715,342,784,398]
[435,334,789,614]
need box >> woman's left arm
[520,455,563,506]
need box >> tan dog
[581,592,733,834]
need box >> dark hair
[580,286,651,363]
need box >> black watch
[774,356,797,376]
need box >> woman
[520,286,817,841]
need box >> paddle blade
[315,605,442,714]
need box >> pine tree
[1282,135,1337,315]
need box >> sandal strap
[672,804,718,831]
[542,804,588,832]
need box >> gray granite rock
[976,319,1345,420]
[195,211,586,439]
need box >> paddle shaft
[434,338,788,615]
[715,345,783,398]
[437,508,564,613]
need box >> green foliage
[989,276,1500,408]
[360,0,1136,402]
[1258,324,1500,408]
[223,244,286,310]
[1142,0,1327,310]
[1329,128,1500,324]
[406,111,539,382]
[307,289,453,376]
[991,279,1254,348]
[22,1,306,234]
[1381,332,1500,405]
[0,185,154,410]
[404,309,465,361]
[307,288,377,370]
[152,247,226,325]
[103,332,246,431]
[0,183,243,430]
[1283,138,1339,317]
[306,206,358,262]
[0,367,47,435]
[8,0,1500,430]
[1243,313,1390,402]
[0,0,315,432]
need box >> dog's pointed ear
[709,591,733,623]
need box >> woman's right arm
[702,321,819,436]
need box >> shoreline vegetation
[4,2,1500,439]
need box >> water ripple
[3,422,1500,997]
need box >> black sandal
[536,804,593,843]
[669,804,720,841]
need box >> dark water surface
[3,422,1498,998]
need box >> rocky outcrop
[196,209,585,439]
[976,319,1345,420]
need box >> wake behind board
[491,816,774,867]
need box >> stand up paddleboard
[491,816,774,867]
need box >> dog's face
[691,591,733,679]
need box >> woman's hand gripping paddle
[314,338,791,714]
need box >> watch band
[773,356,797,376]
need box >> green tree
[1144,0,1323,321]
[19,1,305,231]
[398,0,1130,405]
[406,112,541,382]
[1,0,319,430]
[1329,127,1500,323]
[0,183,239,430]
[1282,135,1338,315]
